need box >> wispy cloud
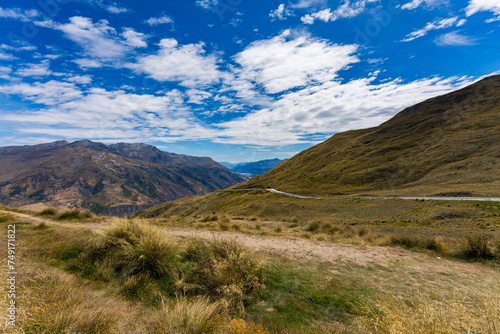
[401,17,459,42]
[400,0,448,10]
[38,17,147,62]
[195,0,219,10]
[216,75,474,146]
[0,66,12,80]
[434,31,478,46]
[145,15,174,26]
[0,7,40,22]
[301,0,376,24]
[466,0,500,22]
[15,60,52,77]
[105,3,129,14]
[0,52,18,61]
[289,0,327,9]
[269,4,293,21]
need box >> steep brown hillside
[243,75,500,196]
[0,140,244,215]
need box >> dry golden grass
[0,252,152,334]
[139,190,500,261]
[153,296,228,334]
[357,288,500,333]
[2,209,500,334]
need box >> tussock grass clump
[120,273,161,303]
[201,214,219,222]
[463,235,494,260]
[56,209,94,221]
[306,221,321,232]
[33,222,49,230]
[153,297,228,334]
[183,237,265,314]
[389,235,444,252]
[83,219,181,281]
[0,212,15,223]
[37,207,58,217]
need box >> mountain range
[0,140,244,216]
[220,158,287,177]
[240,75,500,196]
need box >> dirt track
[1,209,469,271]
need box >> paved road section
[266,188,500,202]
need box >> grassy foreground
[138,190,500,260]
[1,209,499,333]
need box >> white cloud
[106,4,129,14]
[0,43,37,52]
[434,31,478,46]
[233,30,359,94]
[400,0,447,10]
[0,80,214,143]
[65,75,93,84]
[0,52,17,61]
[54,17,128,59]
[0,7,40,22]
[121,28,147,48]
[42,17,147,61]
[289,0,327,9]
[145,15,174,26]
[401,17,459,42]
[0,80,83,105]
[270,4,293,21]
[130,38,221,88]
[196,0,219,10]
[301,0,375,24]
[187,89,213,104]
[0,66,12,80]
[216,75,474,146]
[466,0,500,21]
[73,58,102,69]
[15,60,52,77]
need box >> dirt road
[2,210,471,271]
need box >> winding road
[266,188,500,202]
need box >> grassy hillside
[243,75,500,196]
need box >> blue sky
[0,0,499,162]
